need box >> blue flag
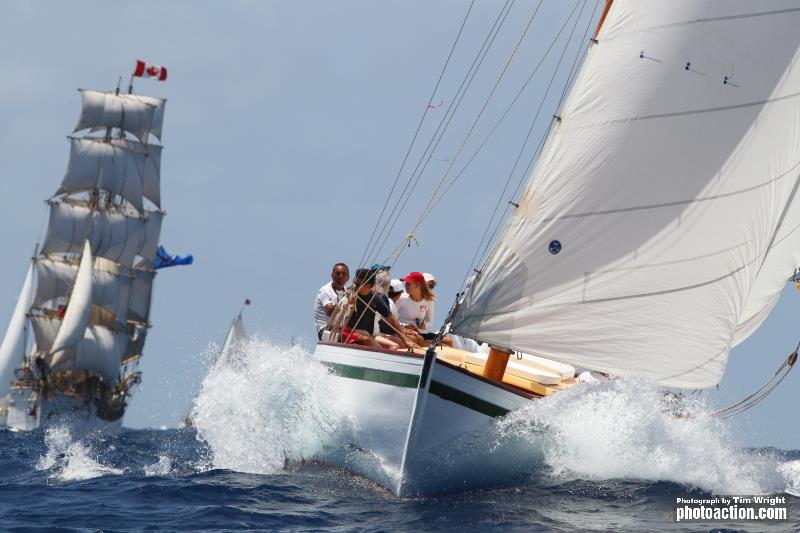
[153,245,194,270]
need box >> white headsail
[73,89,166,144]
[58,137,162,210]
[52,325,128,386]
[0,263,34,398]
[218,312,247,366]
[49,241,94,362]
[452,1,800,388]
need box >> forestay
[452,0,800,388]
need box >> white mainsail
[452,0,800,388]
[0,263,34,398]
[74,89,165,144]
[49,241,93,361]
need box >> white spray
[496,379,800,495]
[191,337,349,474]
[36,425,123,482]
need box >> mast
[591,0,613,41]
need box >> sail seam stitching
[544,158,800,221]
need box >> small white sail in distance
[216,305,248,367]
[0,262,35,398]
[49,240,93,365]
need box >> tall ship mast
[0,64,172,430]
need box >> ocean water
[2,340,799,532]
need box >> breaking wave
[191,337,349,474]
[496,379,800,495]
[144,454,173,477]
[36,425,123,482]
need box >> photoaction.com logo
[671,495,788,523]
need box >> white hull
[313,342,542,496]
[6,386,122,432]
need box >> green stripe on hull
[428,380,510,418]
[323,362,420,388]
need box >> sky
[0,0,798,449]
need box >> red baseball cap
[401,272,426,285]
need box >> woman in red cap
[397,271,437,346]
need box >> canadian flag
[133,60,168,81]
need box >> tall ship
[0,70,170,431]
[312,0,800,496]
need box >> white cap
[389,279,405,294]
[423,272,436,283]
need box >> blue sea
[2,340,799,532]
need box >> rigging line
[370,3,518,266]
[406,0,548,241]
[364,1,514,267]
[462,0,598,292]
[431,0,590,281]
[481,0,598,251]
[554,0,601,113]
[364,0,516,266]
[437,0,589,237]
[357,0,477,269]
[711,348,797,418]
[420,0,588,257]
[375,0,551,268]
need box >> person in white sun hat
[422,272,437,292]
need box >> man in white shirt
[314,263,349,339]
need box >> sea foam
[36,425,123,482]
[191,337,348,474]
[497,378,797,495]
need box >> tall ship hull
[7,386,123,432]
[0,69,173,431]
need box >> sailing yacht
[313,0,800,496]
[0,85,167,431]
